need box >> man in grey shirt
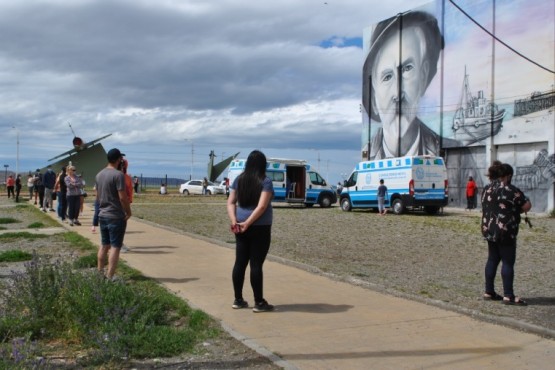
[95,148,132,279]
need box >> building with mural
[361,0,555,212]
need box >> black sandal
[503,296,528,306]
[483,292,503,301]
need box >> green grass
[0,250,33,262]
[26,222,45,228]
[0,252,218,368]
[0,217,20,224]
[62,231,98,252]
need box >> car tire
[391,198,405,215]
[340,197,352,212]
[319,195,332,208]
[182,189,189,195]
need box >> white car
[179,180,224,195]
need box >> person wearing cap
[362,11,456,160]
[95,148,132,279]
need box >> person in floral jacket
[481,162,531,306]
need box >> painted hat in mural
[362,10,444,122]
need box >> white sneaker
[121,245,130,253]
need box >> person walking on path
[202,177,209,195]
[95,148,131,280]
[42,165,56,212]
[55,167,67,222]
[466,176,477,210]
[6,175,15,198]
[481,162,531,305]
[27,174,35,201]
[34,169,45,208]
[64,166,83,226]
[377,179,388,215]
[14,175,22,202]
[226,150,275,313]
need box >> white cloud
[0,0,431,182]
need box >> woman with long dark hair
[226,150,274,312]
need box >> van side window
[267,171,284,182]
[309,172,326,186]
[345,172,357,187]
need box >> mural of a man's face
[372,26,430,137]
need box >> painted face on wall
[372,26,430,137]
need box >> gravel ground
[128,193,555,339]
[2,193,554,367]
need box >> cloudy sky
[0,0,433,183]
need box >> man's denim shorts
[99,217,127,248]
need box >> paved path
[46,205,555,369]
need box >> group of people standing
[11,149,532,311]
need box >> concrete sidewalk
[57,206,555,369]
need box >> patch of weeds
[73,252,98,269]
[0,335,50,369]
[0,251,216,367]
[27,222,45,229]
[0,217,20,224]
[0,226,5,230]
[0,250,33,263]
[549,209,555,218]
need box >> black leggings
[232,225,271,303]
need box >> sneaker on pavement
[73,220,82,226]
[232,299,249,309]
[121,245,130,253]
[253,299,274,313]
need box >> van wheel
[319,195,332,208]
[206,190,211,195]
[424,206,439,215]
[182,190,189,195]
[340,198,352,212]
[391,199,405,215]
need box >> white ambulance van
[340,155,448,214]
[228,158,337,208]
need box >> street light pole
[185,139,194,180]
[3,164,8,184]
[12,126,19,176]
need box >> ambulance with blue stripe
[228,158,337,208]
[340,155,448,214]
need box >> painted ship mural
[452,68,505,145]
